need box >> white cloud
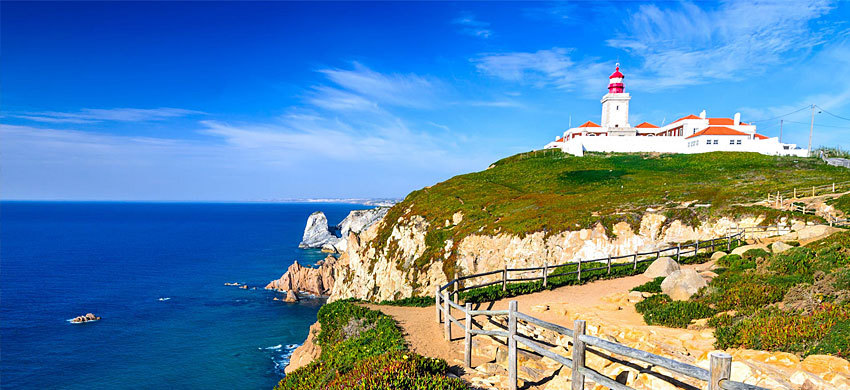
[473,48,610,93]
[453,14,493,38]
[608,0,836,90]
[317,63,440,109]
[12,107,203,123]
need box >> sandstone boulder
[266,257,337,296]
[284,290,299,302]
[643,257,679,278]
[661,269,707,301]
[770,241,794,254]
[711,251,727,260]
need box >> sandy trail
[364,266,708,384]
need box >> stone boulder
[770,241,794,254]
[711,251,727,260]
[643,257,679,278]
[661,269,707,301]
[299,212,338,249]
[284,290,299,302]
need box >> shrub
[376,296,433,307]
[808,320,850,359]
[276,300,464,390]
[631,277,664,293]
[716,254,755,271]
[635,294,716,328]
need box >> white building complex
[545,65,809,157]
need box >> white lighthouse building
[545,65,808,157]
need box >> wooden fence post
[634,253,639,271]
[435,287,441,324]
[543,261,548,287]
[502,264,508,292]
[813,186,816,197]
[577,259,582,281]
[794,188,797,198]
[571,319,587,390]
[695,240,700,255]
[508,301,518,390]
[709,352,732,390]
[453,272,459,305]
[676,243,681,262]
[443,293,451,340]
[727,235,731,252]
[607,255,612,274]
[464,303,472,368]
[833,183,836,192]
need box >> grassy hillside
[635,231,850,358]
[373,152,850,279]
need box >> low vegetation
[643,231,850,358]
[276,300,466,390]
[830,193,850,216]
[631,277,664,293]
[370,152,847,280]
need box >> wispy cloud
[473,47,609,93]
[11,107,203,123]
[608,0,837,90]
[316,63,440,109]
[453,13,492,38]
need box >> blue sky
[2,1,850,201]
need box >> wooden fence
[765,181,850,205]
[435,231,770,390]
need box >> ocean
[0,201,362,389]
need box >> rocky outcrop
[70,313,101,323]
[328,212,795,302]
[299,212,338,249]
[285,322,321,374]
[299,207,389,252]
[266,257,337,297]
[661,269,708,300]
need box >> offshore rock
[266,257,337,296]
[284,290,299,302]
[299,212,338,249]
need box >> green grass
[369,152,848,280]
[275,300,465,390]
[830,193,850,215]
[631,277,665,293]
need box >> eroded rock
[661,269,707,301]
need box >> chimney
[734,112,741,126]
[699,110,706,119]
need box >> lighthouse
[600,63,633,134]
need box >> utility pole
[779,119,783,143]
[808,104,815,157]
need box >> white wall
[556,135,808,157]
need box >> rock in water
[661,269,707,301]
[265,256,337,296]
[70,313,101,323]
[298,212,338,249]
[642,257,679,278]
[284,290,299,302]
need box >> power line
[784,119,850,130]
[749,105,810,124]
[815,105,850,122]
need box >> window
[736,139,742,145]
[730,139,735,145]
[616,106,619,110]
[705,139,711,145]
[713,140,719,145]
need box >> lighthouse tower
[600,64,633,134]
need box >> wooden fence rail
[435,229,773,390]
[766,180,850,205]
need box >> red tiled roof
[672,114,701,123]
[635,122,659,128]
[555,137,565,142]
[754,133,769,140]
[685,126,749,139]
[708,118,734,125]
[577,121,601,128]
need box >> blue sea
[0,201,362,389]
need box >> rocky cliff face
[327,212,805,302]
[266,257,337,297]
